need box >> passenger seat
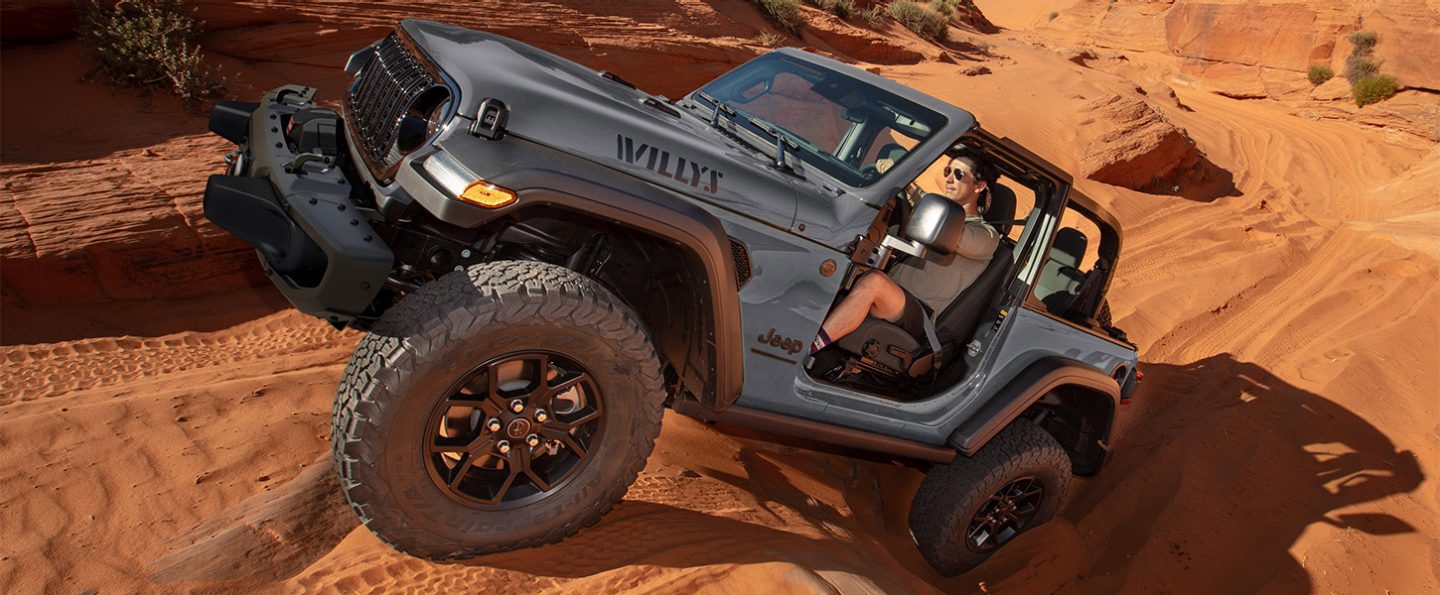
[1035,228,1087,314]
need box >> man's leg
[813,272,909,353]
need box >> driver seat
[834,242,1013,378]
[830,183,1018,381]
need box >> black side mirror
[905,193,969,255]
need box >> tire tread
[909,419,1073,576]
[331,261,665,559]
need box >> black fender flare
[400,137,744,409]
[949,357,1120,456]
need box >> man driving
[811,149,1001,353]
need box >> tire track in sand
[1,311,351,405]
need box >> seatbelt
[921,313,942,355]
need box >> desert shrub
[1306,64,1333,85]
[752,0,804,34]
[1348,30,1378,53]
[1352,74,1397,106]
[888,0,949,41]
[1047,10,1060,20]
[859,5,886,26]
[755,31,785,47]
[1345,56,1380,83]
[77,0,224,110]
[933,0,954,19]
[1342,30,1380,83]
[808,0,853,18]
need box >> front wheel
[908,419,1072,575]
[331,261,665,559]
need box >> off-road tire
[331,260,665,559]
[908,419,1072,576]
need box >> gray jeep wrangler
[203,19,1139,575]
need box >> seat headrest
[1051,227,1088,268]
[984,183,1017,235]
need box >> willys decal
[616,134,724,194]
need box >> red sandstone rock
[1042,0,1440,96]
[803,12,925,64]
[0,0,74,43]
[1079,94,1203,192]
[1310,77,1352,101]
[945,0,999,34]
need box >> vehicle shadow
[466,353,1426,593]
[463,499,926,591]
[977,353,1425,592]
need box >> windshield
[693,53,947,187]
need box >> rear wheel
[908,419,1072,575]
[331,261,665,559]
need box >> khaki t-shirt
[888,215,1000,315]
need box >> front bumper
[203,85,394,326]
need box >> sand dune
[2,0,1437,593]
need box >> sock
[811,329,833,355]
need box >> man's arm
[956,219,1001,260]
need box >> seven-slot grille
[346,31,439,178]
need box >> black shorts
[895,289,931,341]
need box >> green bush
[888,0,949,41]
[859,5,886,26]
[808,0,853,18]
[755,31,786,47]
[1348,30,1378,53]
[933,0,954,19]
[1352,74,1398,106]
[78,0,225,110]
[1344,56,1380,83]
[1307,64,1333,85]
[752,0,804,34]
[1342,30,1381,83]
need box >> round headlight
[396,86,451,153]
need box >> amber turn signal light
[459,181,517,208]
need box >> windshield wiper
[695,91,735,128]
[694,92,791,171]
[745,115,804,174]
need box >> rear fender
[948,357,1120,457]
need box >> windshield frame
[690,52,949,189]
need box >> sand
[2,1,1437,593]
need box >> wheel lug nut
[486,418,501,432]
[525,434,540,447]
[509,399,525,413]
[534,409,548,422]
[496,440,511,454]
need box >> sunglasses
[944,166,972,180]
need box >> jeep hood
[398,20,805,228]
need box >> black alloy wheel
[908,419,1072,576]
[964,476,1045,553]
[423,351,604,508]
[332,261,666,560]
